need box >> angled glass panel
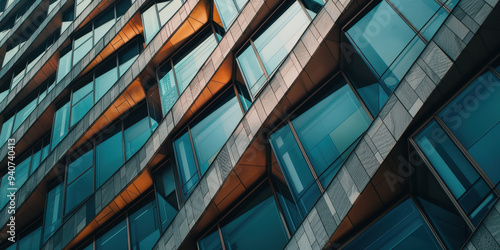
[158,63,179,115]
[0,116,14,145]
[270,124,321,214]
[66,167,93,212]
[142,4,161,44]
[190,90,243,174]
[72,79,93,104]
[67,149,93,182]
[51,101,70,150]
[344,199,441,250]
[96,220,128,250]
[0,156,30,207]
[56,48,73,83]
[94,8,115,44]
[94,61,118,101]
[118,43,139,76]
[71,93,93,126]
[96,127,124,187]
[174,33,218,92]
[124,105,152,159]
[236,45,265,96]
[214,0,239,29]
[390,0,440,31]
[158,0,184,26]
[155,165,179,231]
[174,132,198,198]
[43,183,64,243]
[18,226,42,250]
[130,201,161,250]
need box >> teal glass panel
[142,4,161,44]
[124,105,152,159]
[96,129,124,187]
[190,91,243,174]
[219,184,289,250]
[72,80,93,104]
[56,49,73,83]
[174,34,218,92]
[0,89,8,103]
[346,1,415,77]
[270,124,321,214]
[158,63,179,115]
[158,0,184,26]
[96,220,128,250]
[43,183,64,242]
[415,120,478,198]
[70,93,93,126]
[439,71,500,185]
[422,7,448,40]
[130,201,161,250]
[344,199,441,250]
[0,116,14,145]
[118,43,139,76]
[73,25,93,65]
[51,101,70,150]
[94,62,118,101]
[155,165,179,230]
[174,132,198,198]
[301,0,324,18]
[292,83,371,178]
[390,0,440,31]
[236,45,266,96]
[30,150,41,175]
[94,9,115,44]
[0,157,30,207]
[73,38,93,65]
[18,226,42,250]
[65,168,93,212]
[253,1,310,75]
[273,178,303,233]
[198,229,223,250]
[67,149,93,183]
[214,0,239,29]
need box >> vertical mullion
[218,224,227,250]
[126,214,132,250]
[249,40,268,79]
[342,71,375,121]
[187,127,202,178]
[268,178,292,238]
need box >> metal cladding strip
[2,0,198,244]
[42,0,266,247]
[0,0,147,162]
[0,0,151,225]
[150,2,343,250]
[0,0,96,108]
[0,0,73,82]
[464,200,500,249]
[283,1,499,249]
[0,0,42,48]
[0,0,23,23]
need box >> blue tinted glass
[118,44,139,76]
[236,46,266,96]
[174,34,218,93]
[158,0,184,25]
[214,0,239,29]
[57,50,73,83]
[254,1,310,75]
[96,220,128,250]
[142,4,161,44]
[51,102,70,150]
[158,64,179,115]
[415,120,479,198]
[347,1,415,76]
[292,83,371,178]
[198,230,223,250]
[155,166,179,230]
[67,149,93,182]
[270,124,321,213]
[439,71,500,185]
[43,183,64,242]
[124,116,152,160]
[0,157,30,207]
[469,193,496,226]
[30,150,42,174]
[274,179,303,233]
[0,116,14,145]
[220,185,289,250]
[174,132,199,197]
[73,80,93,103]
[18,226,42,250]
[13,99,37,131]
[71,93,93,126]
[73,38,93,65]
[130,201,161,250]
[94,9,115,44]
[344,199,441,250]
[96,130,124,187]
[390,0,440,31]
[191,93,243,174]
[94,64,118,101]
[65,168,93,212]
[422,7,448,41]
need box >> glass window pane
[124,106,152,160]
[219,184,289,250]
[158,64,179,115]
[0,116,14,145]
[421,7,448,40]
[14,99,37,131]
[94,9,115,44]
[236,45,266,96]
[174,132,199,198]
[214,0,239,28]
[96,220,128,250]
[96,129,124,187]
[73,80,94,104]
[67,149,93,183]
[118,43,139,76]
[30,150,42,175]
[390,0,440,31]
[155,165,179,230]
[71,93,93,126]
[292,83,371,177]
[198,229,223,250]
[130,201,161,250]
[43,183,64,242]
[94,62,118,101]
[190,92,243,174]
[142,4,161,44]
[158,0,183,25]
[18,226,42,250]
[51,101,70,150]
[344,199,441,250]
[270,124,321,214]
[57,49,73,83]
[174,33,218,92]
[65,168,93,212]
[73,38,93,65]
[346,1,415,76]
[254,1,310,75]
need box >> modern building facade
[0,0,499,249]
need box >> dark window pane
[66,168,93,212]
[51,101,70,150]
[18,226,42,250]
[174,132,199,198]
[155,165,179,230]
[130,201,161,250]
[198,229,223,250]
[96,220,128,250]
[96,128,124,187]
[43,183,64,242]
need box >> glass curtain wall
[173,84,249,199]
[141,0,184,44]
[213,0,248,29]
[413,64,500,226]
[51,38,141,150]
[344,0,456,115]
[236,0,323,97]
[269,75,371,233]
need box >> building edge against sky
[0,0,499,249]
